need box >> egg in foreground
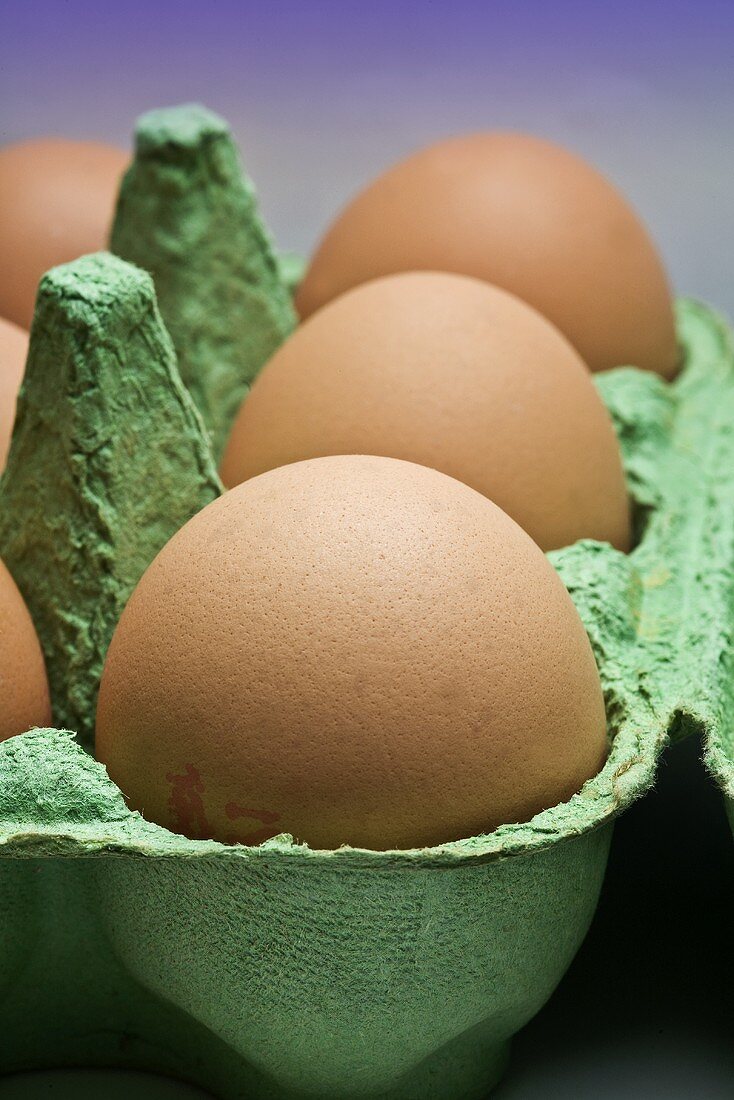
[296,132,678,377]
[222,272,630,553]
[0,139,128,329]
[96,455,608,851]
[0,557,51,741]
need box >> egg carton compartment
[0,104,732,1099]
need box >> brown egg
[0,557,51,741]
[0,317,28,471]
[296,132,678,377]
[0,139,128,329]
[96,455,608,851]
[221,272,630,553]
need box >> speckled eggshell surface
[221,272,630,553]
[0,557,51,741]
[296,132,678,377]
[96,455,608,851]
[0,140,128,329]
[0,317,27,472]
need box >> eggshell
[0,140,128,328]
[0,557,51,741]
[221,272,630,553]
[96,455,608,851]
[296,132,678,377]
[0,317,28,471]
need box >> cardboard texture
[0,254,222,746]
[0,103,731,1098]
[110,104,296,461]
[687,306,734,842]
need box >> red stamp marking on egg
[225,801,281,845]
[166,763,210,839]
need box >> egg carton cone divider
[110,103,296,461]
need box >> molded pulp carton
[0,106,732,1099]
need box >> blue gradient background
[2,0,733,313]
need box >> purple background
[2,0,733,313]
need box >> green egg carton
[0,103,732,1100]
[709,736,734,839]
[704,602,734,834]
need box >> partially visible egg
[0,557,51,741]
[0,317,28,471]
[0,140,128,329]
[221,272,630,553]
[296,132,678,377]
[96,455,608,851]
